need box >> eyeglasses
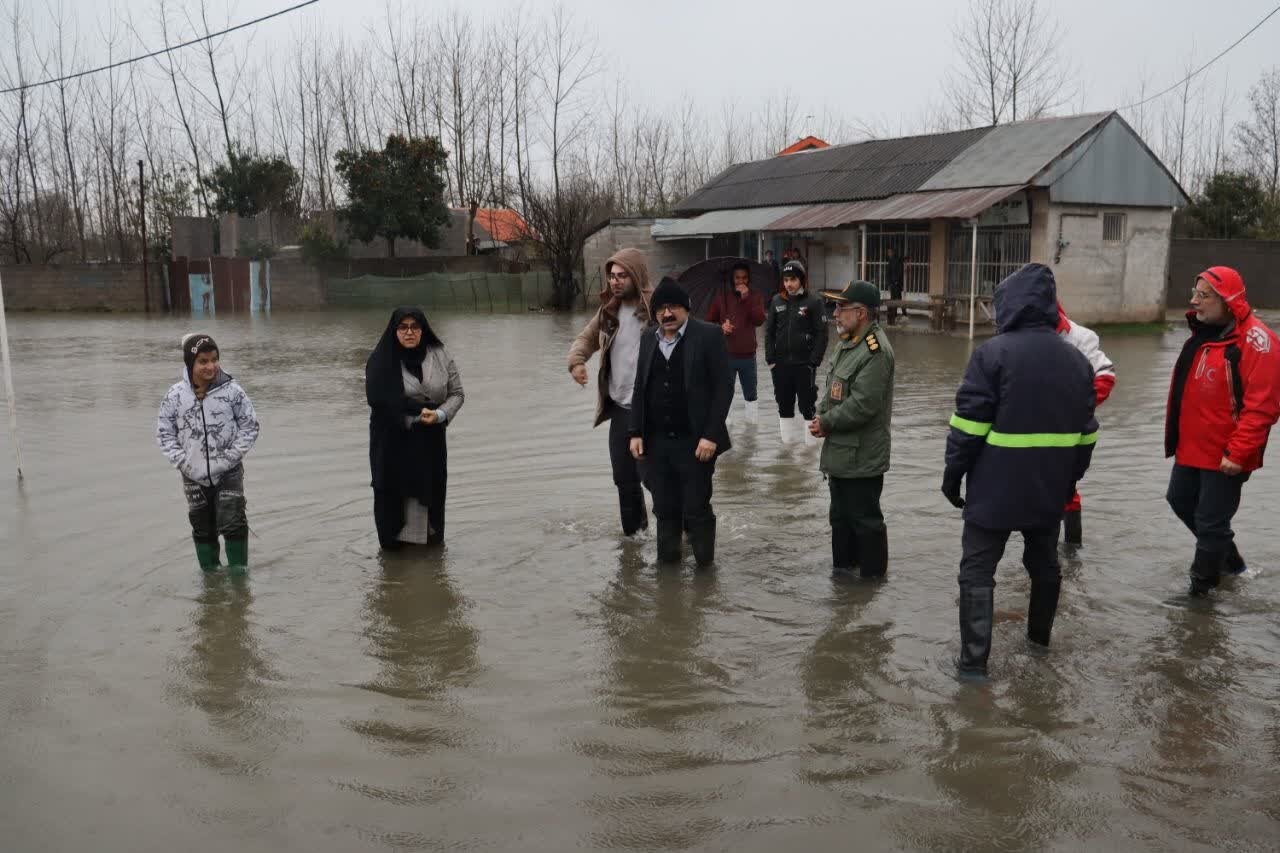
[397,324,422,333]
[1190,288,1217,302]
[607,272,630,281]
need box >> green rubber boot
[224,538,249,576]
[194,541,221,572]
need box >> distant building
[586,112,1188,325]
[777,135,830,156]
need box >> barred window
[1103,212,1126,242]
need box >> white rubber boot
[744,400,759,424]
[778,416,798,445]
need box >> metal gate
[945,225,1031,297]
[864,223,931,297]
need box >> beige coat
[567,247,655,426]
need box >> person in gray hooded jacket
[156,333,260,573]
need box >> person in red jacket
[1057,302,1117,544]
[1165,266,1280,596]
[706,262,767,423]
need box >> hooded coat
[156,357,260,487]
[945,264,1098,531]
[1165,266,1280,473]
[1057,303,1116,405]
[567,247,655,426]
[365,307,464,544]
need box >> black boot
[831,525,859,579]
[688,514,717,569]
[1226,542,1247,576]
[1062,509,1082,546]
[618,486,648,536]
[858,527,888,580]
[1027,579,1061,647]
[656,518,683,564]
[1188,547,1225,596]
[957,587,994,677]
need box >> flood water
[1,309,1278,852]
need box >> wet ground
[1,309,1277,852]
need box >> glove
[941,469,965,509]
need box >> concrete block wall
[1048,204,1172,323]
[583,220,705,296]
[1,263,164,311]
[1168,239,1280,309]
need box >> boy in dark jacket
[765,260,828,445]
[942,264,1097,678]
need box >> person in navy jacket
[941,263,1098,678]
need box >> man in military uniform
[809,281,895,580]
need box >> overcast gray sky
[23,0,1280,140]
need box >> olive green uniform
[817,322,895,576]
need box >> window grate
[1103,212,1126,242]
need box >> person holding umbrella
[706,262,767,423]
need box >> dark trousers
[608,403,648,534]
[771,363,817,419]
[829,475,885,568]
[886,284,903,325]
[729,357,758,402]
[641,433,716,526]
[373,490,445,548]
[958,521,1060,591]
[1165,463,1249,555]
[183,466,248,544]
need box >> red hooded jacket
[1165,266,1280,472]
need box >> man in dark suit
[629,277,733,567]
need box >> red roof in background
[475,207,533,242]
[777,136,830,156]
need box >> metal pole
[859,224,867,280]
[0,270,23,482]
[138,159,148,313]
[968,221,978,341]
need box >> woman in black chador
[365,307,464,549]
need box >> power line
[0,0,320,96]
[1119,4,1280,111]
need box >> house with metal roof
[585,111,1188,326]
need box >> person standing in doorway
[706,262,767,424]
[765,249,780,279]
[942,264,1097,678]
[567,248,655,537]
[811,281,895,581]
[765,259,828,445]
[1165,266,1280,596]
[885,246,906,326]
[629,278,733,567]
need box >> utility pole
[138,160,149,313]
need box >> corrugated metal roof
[651,206,801,240]
[673,127,993,214]
[920,112,1110,190]
[763,186,1028,230]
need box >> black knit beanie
[651,277,691,311]
[182,332,219,377]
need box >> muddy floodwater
[1,309,1278,852]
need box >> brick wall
[1168,239,1280,308]
[0,263,165,311]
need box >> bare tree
[1236,67,1280,200]
[946,0,1073,126]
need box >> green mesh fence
[323,271,567,311]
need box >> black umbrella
[676,256,780,319]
